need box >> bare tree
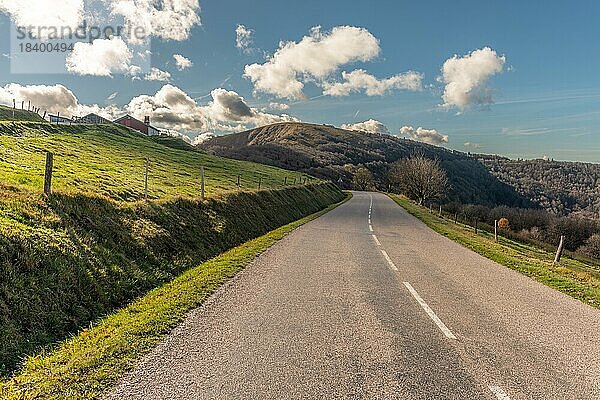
[352,165,375,191]
[389,154,449,205]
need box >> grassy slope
[389,194,600,308]
[0,193,350,399]
[0,105,44,122]
[0,121,308,201]
[0,122,338,375]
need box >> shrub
[578,234,600,261]
[498,217,510,230]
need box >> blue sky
[0,0,599,162]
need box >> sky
[0,0,599,162]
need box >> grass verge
[389,194,600,309]
[0,192,351,399]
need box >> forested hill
[201,122,533,208]
[478,155,600,218]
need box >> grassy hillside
[390,194,600,308]
[0,194,350,399]
[0,121,343,375]
[0,105,45,122]
[0,121,309,201]
[201,122,534,208]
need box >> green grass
[0,193,350,399]
[389,194,600,309]
[0,121,308,201]
[0,105,44,122]
[0,121,339,376]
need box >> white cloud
[125,84,208,131]
[0,0,84,39]
[125,84,299,133]
[0,83,120,119]
[235,24,254,50]
[109,0,201,42]
[341,119,389,134]
[400,126,449,145]
[440,47,506,110]
[244,26,380,99]
[268,102,290,111]
[173,54,193,70]
[464,141,483,149]
[191,132,216,145]
[66,37,133,76]
[323,69,423,96]
[144,67,172,82]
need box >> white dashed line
[380,249,398,271]
[372,234,381,246]
[403,282,457,340]
[488,386,511,400]
[369,225,373,232]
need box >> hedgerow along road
[107,192,600,399]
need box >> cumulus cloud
[0,0,84,39]
[109,0,201,42]
[400,126,449,146]
[144,67,172,82]
[66,37,133,76]
[125,84,299,133]
[235,24,254,50]
[173,54,193,70]
[440,47,506,110]
[323,69,423,96]
[341,119,389,134]
[267,102,290,111]
[464,141,483,149]
[125,84,208,131]
[244,26,380,99]
[191,132,216,145]
[0,83,120,119]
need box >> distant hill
[478,155,600,218]
[201,122,534,208]
[0,104,45,122]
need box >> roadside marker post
[554,235,565,264]
[237,174,241,187]
[494,220,498,242]
[284,176,287,185]
[43,152,53,196]
[258,176,262,189]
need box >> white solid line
[369,225,373,232]
[372,234,381,246]
[380,249,398,271]
[403,282,457,340]
[488,386,511,400]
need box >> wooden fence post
[144,158,149,200]
[553,235,565,264]
[475,220,478,234]
[258,176,262,189]
[494,220,498,242]
[237,174,240,187]
[200,165,205,200]
[438,205,442,217]
[43,152,53,196]
[284,176,287,185]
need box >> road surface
[108,192,600,399]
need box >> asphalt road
[107,192,600,399]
